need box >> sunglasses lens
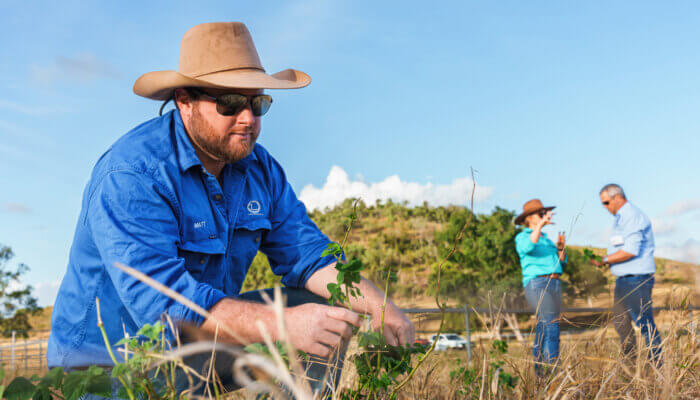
[216,94,248,116]
[251,95,273,116]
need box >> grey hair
[600,183,626,199]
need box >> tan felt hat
[133,22,311,100]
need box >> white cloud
[299,166,493,211]
[3,202,32,214]
[30,53,121,86]
[651,217,677,235]
[665,199,700,217]
[656,239,700,264]
[34,279,62,307]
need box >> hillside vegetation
[243,199,696,310]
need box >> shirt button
[214,194,222,201]
[255,235,261,243]
[199,258,206,265]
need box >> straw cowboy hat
[514,199,556,225]
[133,22,311,100]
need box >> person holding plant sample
[514,199,567,376]
[592,184,662,364]
[48,22,414,396]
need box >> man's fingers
[384,327,399,347]
[309,343,330,358]
[322,317,354,339]
[317,330,343,349]
[326,307,361,327]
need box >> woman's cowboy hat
[133,22,310,100]
[514,199,556,225]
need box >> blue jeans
[613,274,662,364]
[81,288,345,399]
[524,277,561,375]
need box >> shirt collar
[615,201,631,220]
[172,109,258,173]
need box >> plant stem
[95,297,136,400]
[390,168,478,398]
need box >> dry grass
[335,308,699,400]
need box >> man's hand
[590,259,606,268]
[284,303,361,357]
[371,303,415,347]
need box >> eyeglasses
[189,88,273,117]
[602,201,611,206]
[538,210,547,217]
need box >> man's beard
[188,106,258,163]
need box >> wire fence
[0,330,50,373]
[0,306,696,373]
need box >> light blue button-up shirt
[47,110,337,369]
[607,202,656,276]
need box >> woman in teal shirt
[514,199,567,376]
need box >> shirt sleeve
[515,232,536,256]
[621,215,645,256]
[86,170,227,326]
[260,157,337,288]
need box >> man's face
[178,88,263,163]
[600,192,624,215]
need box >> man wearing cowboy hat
[48,21,414,381]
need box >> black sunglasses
[538,210,547,217]
[189,88,273,117]
[602,201,611,206]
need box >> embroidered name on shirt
[247,200,262,215]
[194,220,207,229]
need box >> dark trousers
[613,274,662,364]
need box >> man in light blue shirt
[594,184,661,363]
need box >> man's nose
[236,104,255,125]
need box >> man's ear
[174,88,194,119]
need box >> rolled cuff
[170,282,228,326]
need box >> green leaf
[30,384,52,400]
[40,367,64,388]
[63,371,88,400]
[321,242,342,257]
[85,372,112,397]
[4,377,36,400]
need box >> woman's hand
[538,210,555,228]
[557,231,566,250]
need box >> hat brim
[514,206,556,226]
[133,68,311,100]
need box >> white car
[430,334,468,351]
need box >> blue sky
[1,1,698,305]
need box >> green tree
[0,244,40,337]
[429,207,523,307]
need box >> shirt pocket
[227,217,272,292]
[177,236,226,280]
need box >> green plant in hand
[583,248,602,263]
[322,199,364,308]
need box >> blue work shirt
[47,110,336,369]
[515,229,563,287]
[607,202,656,276]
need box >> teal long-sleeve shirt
[515,228,563,287]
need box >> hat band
[189,65,266,79]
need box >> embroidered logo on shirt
[247,200,262,215]
[193,220,207,229]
